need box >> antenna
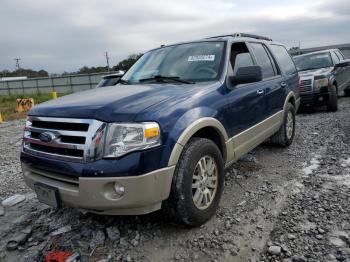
[14,58,21,70]
[104,52,110,72]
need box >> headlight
[314,78,329,91]
[104,122,161,158]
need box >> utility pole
[14,58,21,70]
[298,41,302,55]
[104,51,110,72]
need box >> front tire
[344,89,350,97]
[269,102,296,147]
[167,138,224,227]
[327,85,338,112]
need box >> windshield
[121,41,225,84]
[294,52,333,71]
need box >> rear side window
[230,42,254,75]
[250,43,276,79]
[269,45,297,75]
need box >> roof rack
[206,33,272,41]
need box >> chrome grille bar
[24,126,87,137]
[23,136,85,150]
[23,116,107,162]
[299,77,313,94]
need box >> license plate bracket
[34,183,61,208]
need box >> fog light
[114,182,125,197]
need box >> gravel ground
[0,97,349,262]
[0,119,26,198]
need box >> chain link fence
[0,72,114,95]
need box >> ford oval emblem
[38,132,56,143]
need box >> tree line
[0,53,143,78]
[1,48,301,79]
[0,68,49,78]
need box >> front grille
[32,120,89,131]
[23,116,107,162]
[30,144,84,158]
[299,79,313,93]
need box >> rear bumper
[300,92,330,107]
[22,163,175,215]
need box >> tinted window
[331,52,340,64]
[250,43,275,78]
[229,42,255,78]
[233,53,254,74]
[270,45,297,75]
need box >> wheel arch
[331,79,338,89]
[168,118,228,166]
[284,91,296,111]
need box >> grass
[0,92,70,121]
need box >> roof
[294,49,339,58]
[299,43,350,53]
[152,33,280,52]
[205,33,273,41]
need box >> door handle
[280,82,287,88]
[257,89,265,95]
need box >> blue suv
[21,33,300,226]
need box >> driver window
[230,43,254,75]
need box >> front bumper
[22,163,175,215]
[300,92,330,107]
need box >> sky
[1,0,349,73]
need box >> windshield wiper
[139,75,195,84]
[298,67,326,72]
[119,79,131,85]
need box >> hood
[298,67,333,78]
[29,83,201,122]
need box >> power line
[104,51,110,72]
[14,58,21,70]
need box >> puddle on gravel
[302,155,321,176]
[329,230,349,248]
[300,220,317,231]
[319,158,350,188]
[291,181,304,194]
[321,174,350,188]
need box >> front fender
[163,107,228,166]
[329,75,337,88]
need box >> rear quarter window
[269,45,297,75]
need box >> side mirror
[115,70,125,77]
[335,60,350,68]
[230,65,263,86]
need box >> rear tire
[166,138,224,227]
[269,103,295,147]
[327,85,338,112]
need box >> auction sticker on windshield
[188,55,215,62]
